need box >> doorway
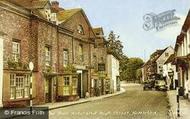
[45,78,53,103]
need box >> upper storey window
[77,25,84,34]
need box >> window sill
[9,97,33,102]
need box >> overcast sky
[58,0,190,61]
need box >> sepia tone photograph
[0,0,190,119]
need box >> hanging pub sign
[98,63,105,71]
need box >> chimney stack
[51,0,60,12]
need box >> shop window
[12,41,20,62]
[10,74,30,99]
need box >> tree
[120,57,144,82]
[107,31,123,59]
[136,68,142,82]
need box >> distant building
[142,46,174,81]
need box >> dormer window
[77,25,84,34]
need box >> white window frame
[10,74,30,99]
[63,77,70,95]
[45,46,51,66]
[63,49,69,67]
[12,41,20,62]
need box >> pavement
[37,87,126,110]
[167,90,190,119]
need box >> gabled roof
[174,34,184,51]
[182,10,190,32]
[57,8,82,23]
[142,59,151,67]
[7,0,49,9]
[57,8,96,38]
[93,27,104,35]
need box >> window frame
[10,74,30,99]
[63,49,69,67]
[45,46,52,66]
[77,25,84,35]
[79,44,84,62]
[12,40,21,62]
[63,76,70,95]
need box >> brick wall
[0,8,30,68]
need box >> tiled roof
[57,8,82,22]
[182,10,190,32]
[93,27,103,33]
[7,0,48,9]
[164,54,175,64]
[93,27,104,37]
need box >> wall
[156,47,174,74]
[0,36,3,107]
[107,54,119,92]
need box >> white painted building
[163,54,178,90]
[174,10,190,99]
[107,54,120,93]
[156,46,174,75]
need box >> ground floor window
[58,75,78,96]
[10,74,30,99]
[63,77,70,95]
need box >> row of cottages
[173,10,190,99]
[0,0,120,107]
[142,46,174,82]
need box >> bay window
[10,74,30,99]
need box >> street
[49,84,169,119]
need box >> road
[49,84,169,119]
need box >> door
[45,79,52,103]
[82,71,88,97]
[77,73,82,98]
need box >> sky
[57,0,190,61]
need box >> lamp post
[29,62,34,113]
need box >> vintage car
[155,80,167,91]
[143,80,154,90]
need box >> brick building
[91,27,109,96]
[0,0,111,107]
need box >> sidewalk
[37,87,126,110]
[167,90,190,119]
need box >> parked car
[155,80,167,91]
[143,80,154,90]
